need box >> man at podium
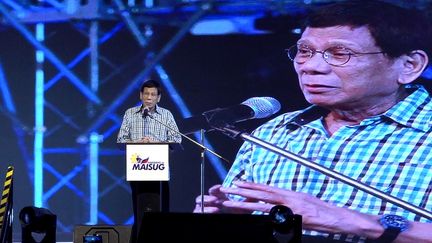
[117,79,181,144]
[117,79,181,243]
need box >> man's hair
[140,79,162,95]
[304,0,432,58]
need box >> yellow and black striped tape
[0,166,14,228]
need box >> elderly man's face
[294,26,404,111]
[140,87,160,110]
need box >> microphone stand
[218,126,432,220]
[200,129,205,213]
[145,113,230,213]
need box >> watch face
[381,214,409,231]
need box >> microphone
[142,107,149,118]
[179,97,281,134]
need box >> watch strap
[372,226,401,243]
[366,214,409,243]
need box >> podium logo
[130,153,166,171]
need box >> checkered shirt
[223,85,432,241]
[117,105,182,143]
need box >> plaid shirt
[117,105,181,143]
[223,85,432,241]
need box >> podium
[124,143,178,243]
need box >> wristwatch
[372,214,409,243]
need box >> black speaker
[19,206,56,243]
[73,225,132,243]
[137,212,298,243]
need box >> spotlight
[19,206,56,243]
[270,205,294,234]
[269,205,303,243]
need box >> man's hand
[139,136,159,143]
[193,183,262,214]
[219,181,379,235]
[193,185,228,213]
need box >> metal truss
[0,0,227,235]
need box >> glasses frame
[285,44,385,66]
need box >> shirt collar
[136,104,160,115]
[382,85,432,132]
[287,105,329,126]
[286,85,432,132]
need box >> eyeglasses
[142,92,158,97]
[285,44,385,66]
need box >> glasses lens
[286,45,353,66]
[323,47,351,66]
[286,45,311,63]
[286,46,297,61]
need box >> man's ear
[157,95,161,103]
[398,50,429,84]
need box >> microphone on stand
[179,97,281,134]
[142,107,149,118]
[144,96,281,160]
